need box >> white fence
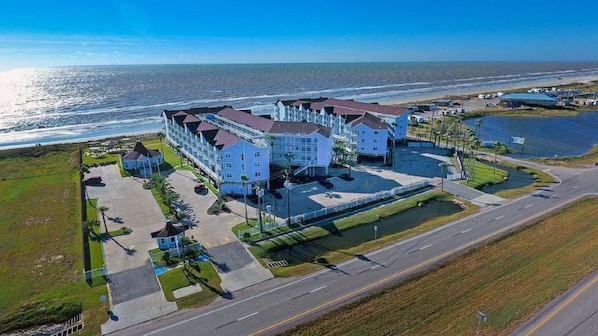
[83,266,106,282]
[149,242,204,264]
[237,180,430,239]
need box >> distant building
[432,99,453,107]
[499,93,558,108]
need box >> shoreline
[378,74,598,106]
[1,74,597,152]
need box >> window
[241,164,245,171]
[374,139,377,143]
[160,238,165,245]
[170,237,175,243]
[225,163,232,168]
[224,152,231,158]
[362,131,365,134]
[255,162,260,167]
[255,172,261,177]
[255,152,260,157]
[361,139,365,142]
[374,131,379,135]
[373,147,378,151]
[241,153,244,161]
[225,173,232,178]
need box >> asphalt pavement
[112,162,598,336]
[93,146,518,335]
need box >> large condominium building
[162,106,333,195]
[275,98,409,162]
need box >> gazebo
[150,222,187,251]
[120,142,163,177]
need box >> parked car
[194,183,205,193]
[83,176,102,185]
[318,179,333,189]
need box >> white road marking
[238,312,258,321]
[310,286,327,293]
[420,244,432,250]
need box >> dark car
[194,183,205,193]
[318,179,333,189]
[83,176,102,185]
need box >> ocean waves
[1,62,598,148]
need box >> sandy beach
[379,74,598,106]
[2,73,597,152]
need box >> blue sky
[1,0,597,69]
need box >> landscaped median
[279,197,598,335]
[242,191,477,277]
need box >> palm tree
[98,206,109,234]
[156,131,165,156]
[240,174,249,225]
[332,140,345,165]
[474,119,483,138]
[493,141,501,173]
[162,191,179,215]
[284,152,295,176]
[83,219,100,238]
[175,145,183,167]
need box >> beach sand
[2,74,597,151]
[379,74,598,106]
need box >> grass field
[279,197,598,336]
[0,145,107,335]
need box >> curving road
[112,162,598,336]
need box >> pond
[478,161,536,194]
[463,111,598,158]
[270,201,464,265]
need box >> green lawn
[158,261,225,308]
[0,145,108,335]
[281,198,598,336]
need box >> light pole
[284,180,293,225]
[439,162,448,191]
[254,182,264,237]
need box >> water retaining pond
[270,200,464,265]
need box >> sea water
[2,62,598,149]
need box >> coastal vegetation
[279,197,598,336]
[0,144,106,335]
[531,144,598,168]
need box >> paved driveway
[84,165,177,335]
[165,169,274,292]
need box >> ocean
[2,62,598,150]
